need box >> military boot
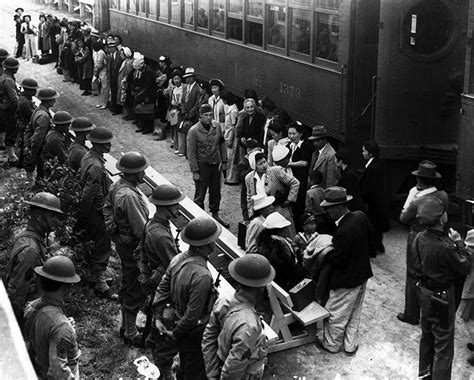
[94,270,118,300]
[123,309,143,347]
[6,146,19,166]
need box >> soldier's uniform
[24,103,53,178]
[68,141,87,172]
[24,294,81,379]
[6,225,47,326]
[414,199,472,379]
[16,92,36,167]
[42,128,71,164]
[202,291,268,380]
[79,149,113,288]
[0,69,19,155]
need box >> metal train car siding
[96,0,468,194]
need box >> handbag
[135,103,155,121]
[56,67,63,75]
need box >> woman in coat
[92,41,108,108]
[236,98,267,147]
[221,89,240,184]
[117,47,134,117]
[75,38,93,96]
[245,151,299,237]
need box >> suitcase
[37,54,54,65]
[289,278,316,311]
[238,221,247,249]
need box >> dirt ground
[0,1,473,379]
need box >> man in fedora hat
[413,197,471,379]
[24,256,81,379]
[397,160,449,326]
[202,254,275,379]
[181,67,200,126]
[14,8,25,58]
[78,127,116,300]
[308,125,339,189]
[7,192,64,327]
[152,216,222,380]
[317,186,374,355]
[104,152,150,346]
[24,87,58,181]
[106,40,123,115]
[245,194,276,254]
[68,117,95,172]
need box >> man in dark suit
[308,126,339,189]
[316,186,374,355]
[181,67,200,124]
[107,41,123,115]
[360,140,390,254]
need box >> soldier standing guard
[78,127,116,300]
[42,110,73,165]
[68,117,94,172]
[414,197,471,379]
[152,216,221,380]
[202,254,275,380]
[0,47,9,75]
[24,256,81,379]
[0,57,20,164]
[16,78,38,168]
[6,192,64,328]
[24,87,58,182]
[103,152,150,346]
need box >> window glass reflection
[290,9,311,55]
[315,13,339,62]
[197,0,209,28]
[316,0,341,10]
[160,0,169,20]
[212,0,225,33]
[229,0,243,15]
[184,0,194,25]
[171,0,181,22]
[268,5,286,48]
[248,0,263,18]
[229,18,243,40]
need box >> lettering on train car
[279,82,301,100]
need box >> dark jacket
[337,165,364,212]
[236,111,267,146]
[328,211,374,289]
[181,81,200,122]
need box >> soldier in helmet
[0,57,20,163]
[202,254,275,380]
[103,151,150,346]
[0,48,9,75]
[6,192,64,327]
[414,197,471,379]
[78,127,115,299]
[16,78,38,168]
[152,216,221,380]
[68,117,94,172]
[24,87,58,181]
[24,256,81,379]
[42,111,73,166]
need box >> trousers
[322,281,367,353]
[115,241,145,312]
[418,285,455,379]
[194,162,221,214]
[402,230,420,322]
[0,111,16,143]
[24,34,37,59]
[176,325,207,380]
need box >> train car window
[290,9,311,55]
[267,5,286,49]
[229,0,243,14]
[138,0,146,15]
[159,0,169,21]
[315,13,338,62]
[229,18,243,41]
[246,1,263,46]
[197,0,209,29]
[211,0,225,33]
[405,0,454,55]
[315,0,340,10]
[119,0,127,12]
[148,0,158,17]
[289,0,311,6]
[111,0,118,9]
[129,0,137,14]
[171,0,181,23]
[248,0,263,18]
[184,0,194,26]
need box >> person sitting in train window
[296,23,310,55]
[235,98,267,148]
[270,25,285,48]
[212,9,224,32]
[267,121,290,167]
[316,28,337,62]
[197,8,209,28]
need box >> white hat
[465,229,474,247]
[121,46,132,58]
[183,67,196,78]
[272,144,290,162]
[248,150,264,170]
[263,212,291,229]
[252,194,275,211]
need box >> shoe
[82,91,91,96]
[468,343,474,351]
[174,150,179,154]
[96,104,102,108]
[100,106,107,109]
[212,214,229,229]
[112,111,121,115]
[396,313,418,325]
[178,153,185,157]
[315,337,337,354]
[94,288,119,301]
[344,346,359,356]
[142,129,153,135]
[135,128,143,133]
[63,79,71,82]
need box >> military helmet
[70,117,95,132]
[0,48,9,59]
[181,216,222,247]
[3,56,19,70]
[34,256,81,284]
[416,196,446,227]
[25,192,64,214]
[116,152,149,173]
[87,126,113,144]
[21,78,39,90]
[37,87,59,101]
[228,254,275,287]
[149,184,185,206]
[52,111,73,125]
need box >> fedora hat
[320,186,353,207]
[183,67,196,78]
[411,160,441,179]
[263,212,291,229]
[308,125,328,140]
[252,194,275,211]
[181,216,222,246]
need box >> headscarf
[121,47,132,58]
[248,150,263,170]
[132,52,145,70]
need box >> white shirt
[402,186,437,211]
[365,157,374,169]
[335,212,349,227]
[254,172,267,196]
[263,117,272,146]
[290,140,303,160]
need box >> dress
[223,103,239,183]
